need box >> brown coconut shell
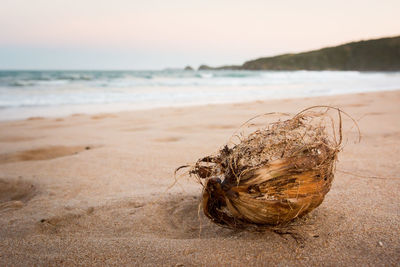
[178,106,358,228]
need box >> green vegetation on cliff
[199,36,400,71]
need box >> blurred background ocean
[1,70,400,120]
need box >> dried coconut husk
[176,106,359,229]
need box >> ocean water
[0,70,399,120]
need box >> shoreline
[0,89,399,265]
[1,88,400,122]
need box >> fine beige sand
[0,90,399,266]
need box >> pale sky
[0,0,399,70]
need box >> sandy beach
[0,90,399,266]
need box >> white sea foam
[0,70,399,120]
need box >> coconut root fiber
[178,106,359,229]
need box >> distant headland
[198,35,400,71]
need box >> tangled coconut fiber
[177,106,359,229]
